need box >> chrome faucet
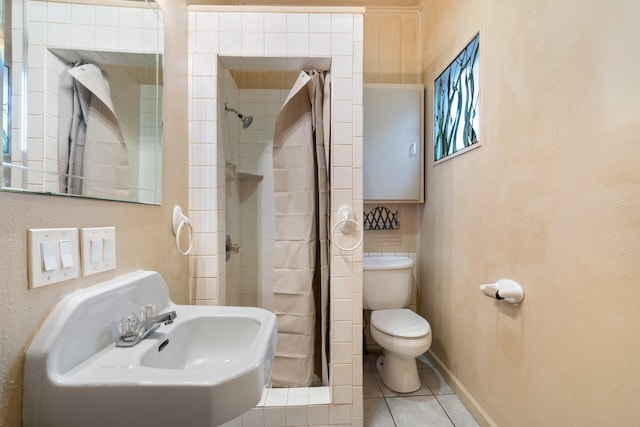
[143,311,177,328]
[116,307,177,347]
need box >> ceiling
[188,0,421,8]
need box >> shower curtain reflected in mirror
[58,63,129,199]
[272,69,331,387]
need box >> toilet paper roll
[480,285,501,299]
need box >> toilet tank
[363,256,414,310]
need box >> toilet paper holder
[480,279,524,304]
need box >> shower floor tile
[363,352,479,427]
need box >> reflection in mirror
[2,0,163,204]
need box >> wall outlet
[27,228,80,288]
[81,227,116,276]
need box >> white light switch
[81,227,116,276]
[59,240,74,269]
[41,241,58,272]
[103,238,113,262]
[90,239,103,264]
[28,228,80,289]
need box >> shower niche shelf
[225,162,263,181]
[237,171,263,181]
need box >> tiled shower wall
[223,70,242,306]
[222,74,284,309]
[223,74,284,309]
[237,88,287,309]
[188,7,364,426]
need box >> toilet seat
[370,309,430,338]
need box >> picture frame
[434,34,480,162]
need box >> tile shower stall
[223,72,289,309]
[188,6,365,426]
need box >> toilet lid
[371,309,431,338]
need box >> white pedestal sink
[23,270,277,427]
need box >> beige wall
[0,1,189,424]
[364,8,420,85]
[419,0,640,426]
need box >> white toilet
[363,256,432,393]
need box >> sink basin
[23,271,277,427]
[140,316,263,370]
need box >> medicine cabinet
[363,83,424,203]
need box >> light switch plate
[27,228,80,288]
[81,227,116,276]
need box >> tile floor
[364,352,480,427]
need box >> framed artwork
[434,34,480,162]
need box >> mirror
[2,0,163,204]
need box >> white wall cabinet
[363,84,424,203]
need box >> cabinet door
[363,84,424,203]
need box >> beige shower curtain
[58,63,129,199]
[272,70,331,387]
